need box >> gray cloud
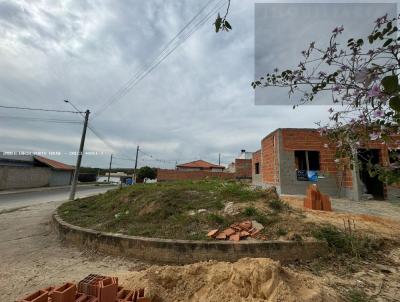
[0,1,393,168]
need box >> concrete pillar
[351,148,361,201]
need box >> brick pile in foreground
[207,220,266,241]
[18,274,150,302]
[303,184,332,211]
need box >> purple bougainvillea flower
[354,67,369,84]
[332,25,344,34]
[372,109,385,118]
[318,126,328,136]
[368,84,381,97]
[375,14,388,26]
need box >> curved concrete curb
[53,212,328,264]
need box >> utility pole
[218,153,221,166]
[107,154,113,182]
[69,109,90,201]
[133,145,139,183]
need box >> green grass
[268,199,288,211]
[345,289,371,302]
[313,225,383,259]
[59,180,267,240]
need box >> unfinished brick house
[252,128,400,201]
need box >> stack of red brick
[303,185,332,211]
[207,220,266,241]
[18,274,150,302]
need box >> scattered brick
[222,228,236,237]
[207,229,219,237]
[78,274,107,297]
[208,220,265,241]
[239,230,250,238]
[19,289,48,302]
[97,277,117,302]
[229,233,240,241]
[215,233,227,240]
[51,282,77,302]
[18,275,149,302]
[239,220,252,230]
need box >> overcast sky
[0,0,396,168]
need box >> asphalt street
[0,184,116,210]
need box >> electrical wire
[0,115,82,124]
[0,105,84,114]
[93,0,227,118]
[92,0,218,118]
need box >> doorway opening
[357,149,384,200]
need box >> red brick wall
[281,129,353,188]
[261,132,279,185]
[234,159,252,179]
[252,150,261,174]
[157,169,235,181]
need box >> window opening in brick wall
[295,151,320,170]
[295,150,320,181]
[255,162,260,174]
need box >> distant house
[226,150,253,179]
[0,154,74,190]
[176,160,225,172]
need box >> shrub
[269,199,285,211]
[242,206,257,216]
[346,289,371,302]
[277,227,288,236]
[313,225,382,258]
[207,213,225,225]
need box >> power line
[93,0,227,118]
[0,104,84,114]
[0,115,82,124]
[113,156,135,161]
[92,0,220,118]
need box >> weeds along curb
[53,211,328,265]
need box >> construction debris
[18,274,150,302]
[303,184,332,211]
[207,220,267,241]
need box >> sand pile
[120,258,339,302]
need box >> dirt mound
[120,258,339,302]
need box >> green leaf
[389,96,400,112]
[383,38,393,47]
[381,75,399,94]
[214,14,222,32]
[224,20,232,30]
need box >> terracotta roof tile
[34,156,75,171]
[176,160,224,169]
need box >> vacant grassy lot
[58,180,400,301]
[59,180,311,240]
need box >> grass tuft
[313,225,383,258]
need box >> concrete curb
[53,212,328,264]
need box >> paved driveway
[332,198,400,222]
